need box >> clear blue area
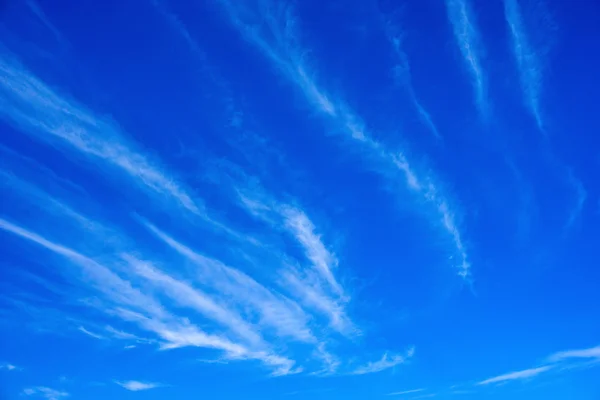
[1,0,599,399]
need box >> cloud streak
[23,387,69,400]
[0,217,296,374]
[445,0,488,117]
[547,345,600,363]
[0,53,209,220]
[388,389,426,396]
[477,365,552,385]
[351,347,414,375]
[215,0,471,279]
[381,17,441,141]
[116,380,162,391]
[503,0,544,129]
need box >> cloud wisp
[0,217,297,375]
[387,388,426,396]
[475,343,600,387]
[381,17,442,141]
[23,387,69,400]
[564,170,587,231]
[546,345,600,363]
[215,0,471,279]
[0,53,218,225]
[477,365,552,385]
[503,0,544,130]
[444,0,488,118]
[116,380,163,391]
[351,347,415,375]
[0,362,19,371]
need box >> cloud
[351,347,414,375]
[140,221,316,344]
[477,365,553,385]
[279,206,344,299]
[565,170,587,230]
[234,179,355,336]
[444,0,488,117]
[380,16,441,141]
[388,389,426,396]
[547,345,600,363]
[77,326,106,340]
[0,218,297,374]
[216,0,471,279]
[0,53,209,221]
[116,380,162,391]
[0,362,19,371]
[23,387,69,400]
[503,0,544,129]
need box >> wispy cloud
[140,221,316,344]
[0,53,207,220]
[0,218,296,375]
[388,388,426,396]
[503,0,544,129]
[477,365,553,385]
[0,362,19,371]
[380,16,441,141]
[445,0,488,117]
[351,347,414,375]
[25,0,65,45]
[233,182,355,336]
[547,345,600,363]
[280,206,344,299]
[216,0,471,279]
[23,387,69,400]
[565,170,587,230]
[77,326,106,340]
[116,380,162,391]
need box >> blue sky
[0,0,599,399]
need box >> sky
[0,0,599,399]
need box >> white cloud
[23,387,69,400]
[0,218,297,374]
[216,0,471,279]
[547,345,600,363]
[351,348,415,375]
[116,381,162,391]
[565,170,587,230]
[381,17,441,141]
[280,206,345,299]
[0,54,206,220]
[387,388,425,396]
[0,362,19,371]
[477,365,553,385]
[445,0,488,117]
[503,0,544,129]
[77,326,105,340]
[141,221,316,344]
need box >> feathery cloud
[503,0,544,129]
[141,221,316,344]
[0,53,205,219]
[78,326,106,340]
[445,0,488,117]
[381,17,441,141]
[0,362,19,371]
[565,170,587,230]
[351,347,414,375]
[477,365,552,385]
[23,387,69,400]
[215,0,471,279]
[116,380,162,391]
[0,218,297,374]
[547,345,600,363]
[388,389,426,396]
